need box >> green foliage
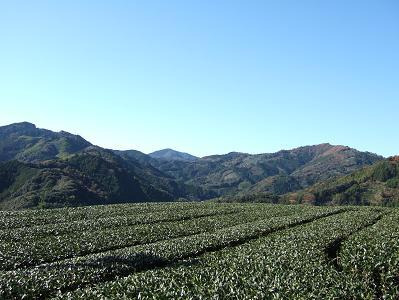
[270,175,301,194]
[1,203,398,298]
[386,178,399,188]
[0,122,91,163]
[284,159,399,207]
[0,154,170,209]
[0,149,219,209]
[68,208,383,299]
[0,203,346,298]
[372,161,397,182]
[213,192,280,203]
[340,211,399,297]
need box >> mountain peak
[15,121,36,128]
[0,122,92,163]
[1,122,36,130]
[149,148,198,161]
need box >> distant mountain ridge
[152,143,382,196]
[149,148,198,161]
[0,122,386,209]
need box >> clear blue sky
[0,1,398,157]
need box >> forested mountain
[0,122,386,209]
[281,156,399,206]
[151,144,382,196]
[0,148,214,210]
[0,156,155,210]
[149,148,198,161]
[113,149,157,165]
[0,123,213,209]
[0,122,91,162]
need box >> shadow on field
[33,252,200,296]
[50,251,199,275]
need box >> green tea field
[0,203,398,299]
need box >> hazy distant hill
[281,156,399,206]
[149,148,198,161]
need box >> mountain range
[0,122,395,210]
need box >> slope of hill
[154,144,383,196]
[282,156,399,206]
[0,123,215,209]
[0,154,165,210]
[0,149,214,210]
[149,148,198,161]
[0,122,386,209]
[0,122,91,162]
[113,149,156,165]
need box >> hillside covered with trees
[0,122,390,209]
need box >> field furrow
[0,206,240,242]
[57,209,383,299]
[0,204,302,270]
[0,206,342,299]
[338,211,399,299]
[1,202,397,299]
[0,202,246,229]
[324,208,388,272]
